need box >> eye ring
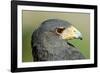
[56,27,65,34]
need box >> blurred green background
[22,10,90,62]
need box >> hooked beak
[74,29,83,40]
[79,37,83,40]
[60,26,83,40]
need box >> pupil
[58,29,62,33]
[57,28,65,33]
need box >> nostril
[73,30,76,32]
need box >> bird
[31,19,85,61]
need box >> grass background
[22,10,90,62]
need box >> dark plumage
[31,19,85,61]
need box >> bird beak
[60,26,82,40]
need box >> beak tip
[80,37,83,40]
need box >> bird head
[40,19,82,40]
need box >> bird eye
[56,27,65,34]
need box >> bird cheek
[60,32,74,40]
[60,29,68,39]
